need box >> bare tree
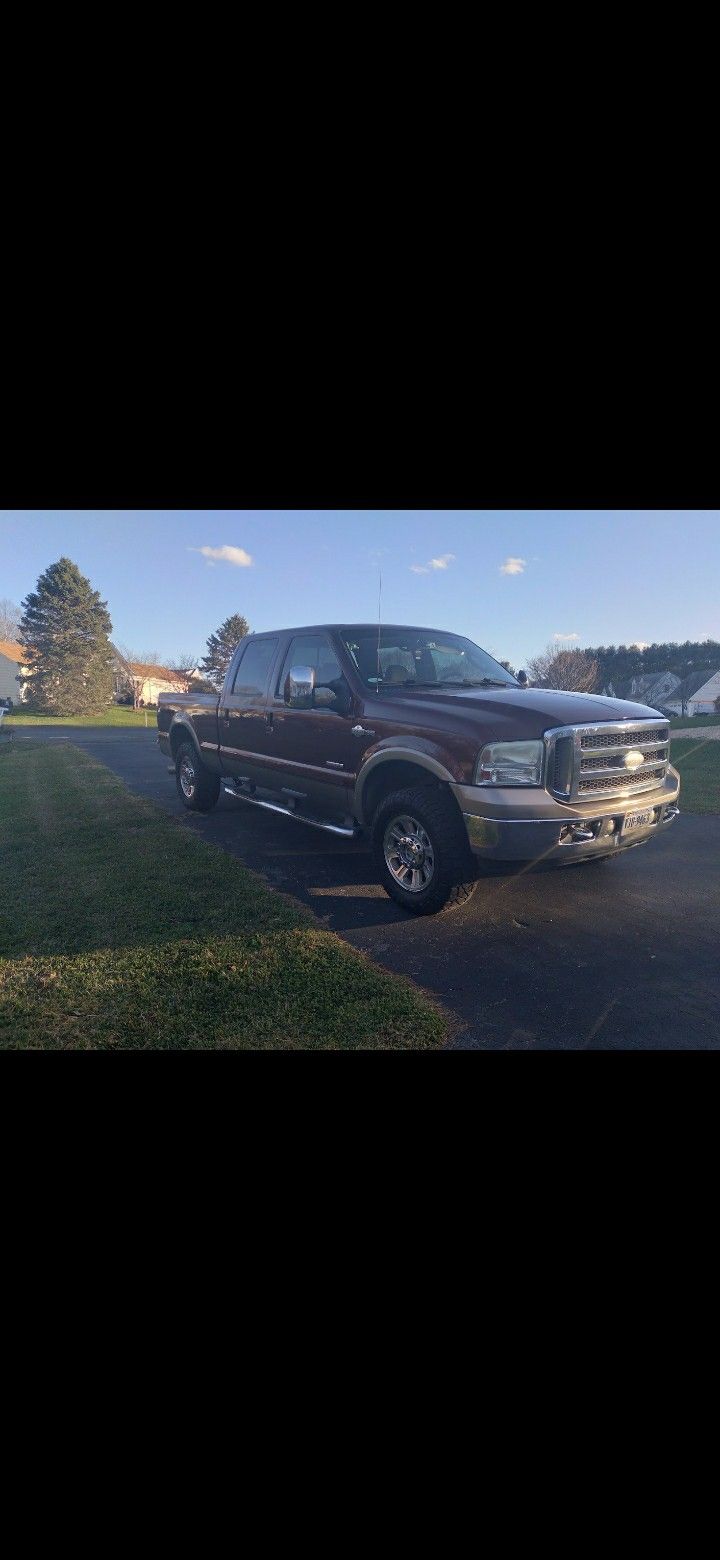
[172,654,202,694]
[0,598,22,640]
[526,644,600,693]
[112,643,139,705]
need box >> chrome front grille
[546,720,670,803]
[577,767,666,794]
[579,727,663,750]
[580,747,668,773]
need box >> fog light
[605,819,616,835]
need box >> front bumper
[452,766,681,863]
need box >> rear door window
[231,638,279,697]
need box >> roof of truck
[252,623,457,637]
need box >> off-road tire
[175,740,221,813]
[372,784,477,915]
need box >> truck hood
[376,686,666,737]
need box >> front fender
[354,739,458,825]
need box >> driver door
[267,632,358,815]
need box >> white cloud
[629,640,650,650]
[190,545,253,568]
[553,632,581,642]
[500,557,526,575]
[410,553,455,576]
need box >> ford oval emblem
[623,749,645,770]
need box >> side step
[223,784,358,838]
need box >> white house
[111,648,201,706]
[125,661,194,706]
[665,670,720,717]
[0,640,27,706]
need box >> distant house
[615,671,681,706]
[665,670,720,717]
[0,640,28,706]
[111,647,200,707]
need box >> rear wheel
[372,785,476,914]
[175,740,221,813]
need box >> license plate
[622,807,654,835]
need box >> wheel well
[362,761,453,824]
[170,723,195,759]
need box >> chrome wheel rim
[179,755,196,798]
[383,814,435,892]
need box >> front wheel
[372,786,476,914]
[175,740,221,813]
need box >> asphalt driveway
[13,727,720,1049]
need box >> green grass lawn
[4,706,158,727]
[0,744,447,1050]
[670,738,720,815]
[668,713,720,730]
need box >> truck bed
[157,691,221,748]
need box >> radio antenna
[377,566,382,681]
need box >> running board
[222,784,358,838]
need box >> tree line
[5,558,251,715]
[585,640,720,689]
[523,638,720,694]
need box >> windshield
[339,628,519,692]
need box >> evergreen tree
[200,613,250,689]
[19,557,114,715]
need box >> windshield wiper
[456,678,514,688]
[387,677,513,690]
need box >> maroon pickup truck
[157,624,680,914]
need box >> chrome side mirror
[284,664,316,709]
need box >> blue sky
[2,510,719,669]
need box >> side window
[276,635,342,696]
[231,638,279,697]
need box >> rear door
[219,636,281,782]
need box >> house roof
[641,671,680,695]
[682,669,720,701]
[616,671,680,700]
[0,639,25,664]
[671,671,718,701]
[128,662,182,681]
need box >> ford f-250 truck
[157,624,680,914]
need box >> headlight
[474,740,544,787]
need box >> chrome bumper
[452,768,681,863]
